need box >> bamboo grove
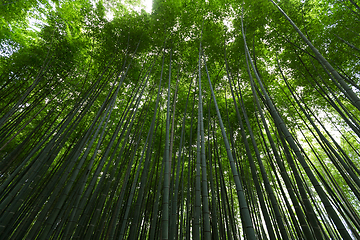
[1,0,360,239]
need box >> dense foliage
[1,0,360,239]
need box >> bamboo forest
[1,0,360,239]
